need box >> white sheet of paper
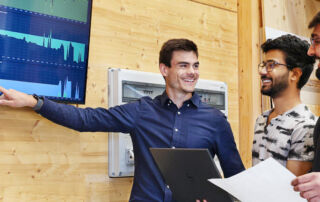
[208,158,306,202]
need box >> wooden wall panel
[189,0,237,12]
[263,0,320,37]
[0,0,239,201]
[238,0,262,168]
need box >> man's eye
[311,38,320,44]
[315,39,320,44]
[179,64,187,68]
[266,63,274,69]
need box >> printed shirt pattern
[252,104,316,167]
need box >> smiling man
[0,38,244,202]
[252,34,316,176]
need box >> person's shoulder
[261,108,272,117]
[117,96,153,110]
[200,102,222,112]
[288,104,316,122]
[138,96,153,102]
[255,111,268,124]
[199,102,227,121]
[281,105,316,132]
[132,96,159,111]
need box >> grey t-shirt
[252,104,316,167]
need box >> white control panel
[108,68,228,177]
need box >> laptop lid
[150,148,234,202]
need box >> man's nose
[187,66,195,74]
[259,67,267,75]
[308,45,315,56]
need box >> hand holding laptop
[150,148,234,202]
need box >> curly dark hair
[159,39,198,67]
[309,11,320,28]
[261,34,315,89]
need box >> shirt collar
[159,91,201,108]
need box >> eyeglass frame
[258,60,292,73]
[310,36,320,47]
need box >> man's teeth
[262,79,271,83]
[184,79,194,82]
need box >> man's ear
[159,63,169,77]
[290,67,302,83]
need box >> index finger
[0,86,8,95]
[292,173,314,186]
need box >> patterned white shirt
[252,104,316,167]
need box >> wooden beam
[238,0,262,168]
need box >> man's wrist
[28,94,37,108]
[32,94,44,111]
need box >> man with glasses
[252,34,316,176]
[292,12,320,202]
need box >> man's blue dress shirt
[37,92,245,202]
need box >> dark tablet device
[150,148,234,202]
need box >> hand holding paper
[209,158,306,202]
[292,172,320,201]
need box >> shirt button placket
[172,109,182,147]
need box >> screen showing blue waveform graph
[0,0,92,103]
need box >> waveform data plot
[0,0,89,23]
[0,61,85,101]
[59,77,79,99]
[0,0,91,103]
[0,29,86,67]
[0,78,80,100]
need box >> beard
[261,72,289,98]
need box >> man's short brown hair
[159,39,198,67]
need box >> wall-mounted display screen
[0,0,92,103]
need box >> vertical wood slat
[238,0,262,168]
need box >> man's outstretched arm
[0,86,137,133]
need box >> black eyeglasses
[258,61,291,72]
[310,37,320,47]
